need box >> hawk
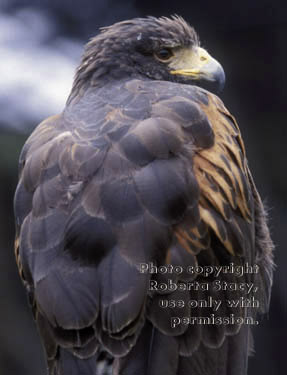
[14,16,274,375]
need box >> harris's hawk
[14,16,274,375]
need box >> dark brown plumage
[14,16,274,375]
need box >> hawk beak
[170,47,225,92]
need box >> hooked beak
[170,47,225,93]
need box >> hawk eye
[154,48,173,62]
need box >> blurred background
[0,0,286,374]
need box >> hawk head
[71,16,225,99]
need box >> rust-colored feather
[190,94,253,256]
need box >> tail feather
[116,320,179,375]
[177,324,250,375]
[47,322,251,375]
[50,348,112,375]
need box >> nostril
[200,56,207,62]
